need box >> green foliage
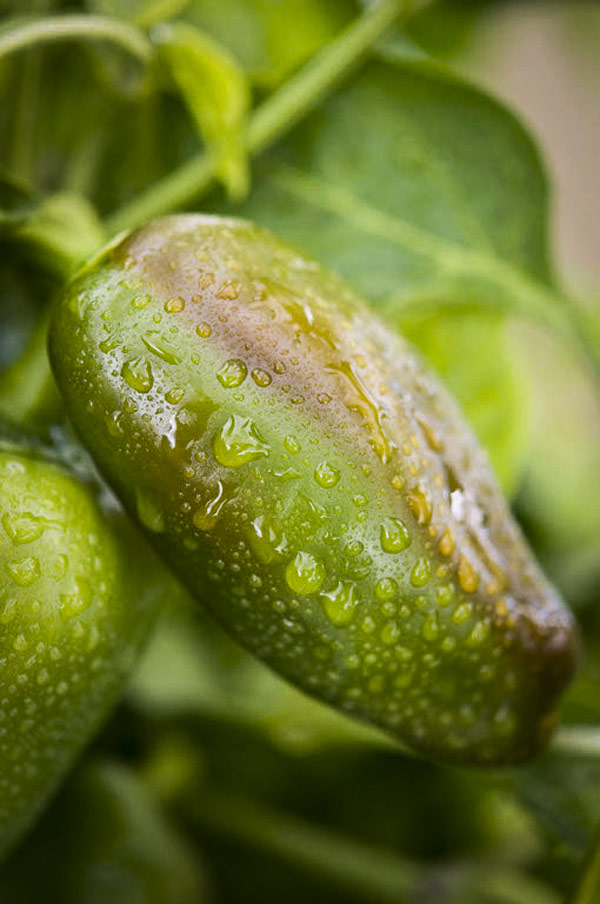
[0,0,599,900]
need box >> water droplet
[248,515,288,564]
[422,611,439,641]
[196,321,212,338]
[142,331,182,365]
[285,551,325,595]
[408,486,432,525]
[320,581,358,626]
[436,584,454,607]
[6,556,41,586]
[59,588,89,621]
[2,512,44,545]
[193,481,229,531]
[121,357,154,393]
[466,620,490,647]
[217,280,241,300]
[375,577,397,601]
[314,461,340,488]
[13,634,27,652]
[52,554,68,581]
[410,557,431,588]
[213,415,269,468]
[380,517,411,553]
[217,359,247,388]
[136,490,166,533]
[361,615,376,634]
[344,540,364,557]
[284,435,301,454]
[164,296,185,313]
[251,368,272,387]
[165,387,185,404]
[458,556,479,593]
[99,333,120,353]
[132,293,151,310]
[327,360,391,463]
[381,621,399,645]
[439,528,454,557]
[0,598,17,624]
[452,602,472,625]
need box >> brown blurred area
[459,0,600,298]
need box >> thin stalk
[190,789,423,904]
[106,0,410,236]
[188,789,558,904]
[0,14,152,66]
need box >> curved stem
[106,0,410,236]
[0,14,152,66]
[188,789,558,904]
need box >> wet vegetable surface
[49,215,578,766]
[0,432,166,860]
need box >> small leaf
[8,192,106,277]
[155,21,250,199]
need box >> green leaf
[403,0,496,59]
[185,0,354,89]
[0,759,209,903]
[155,21,250,199]
[6,191,106,277]
[225,56,554,487]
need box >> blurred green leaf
[185,0,354,88]
[128,605,391,753]
[0,759,210,903]
[515,322,600,603]
[404,0,496,59]
[0,259,41,372]
[155,21,250,198]
[6,191,106,276]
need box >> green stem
[0,14,152,65]
[190,790,421,904]
[188,789,558,904]
[106,0,410,236]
